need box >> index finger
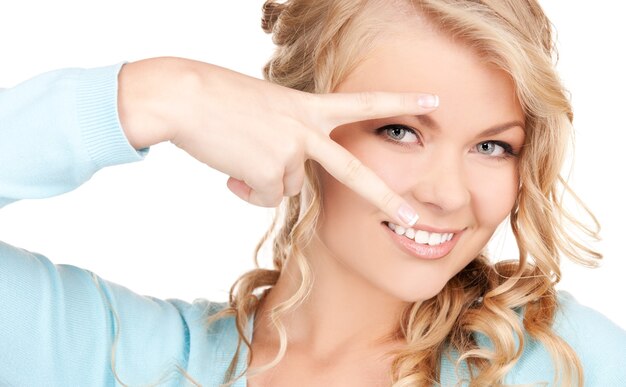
[315,92,439,133]
[308,136,419,228]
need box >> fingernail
[397,203,420,227]
[417,94,439,108]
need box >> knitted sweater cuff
[75,62,149,170]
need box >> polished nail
[397,203,420,227]
[417,94,439,108]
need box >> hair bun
[262,1,287,33]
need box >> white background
[1,1,624,330]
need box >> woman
[1,1,625,387]
[224,1,625,386]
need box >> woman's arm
[1,57,437,225]
[0,63,201,385]
[114,57,440,226]
[0,58,436,384]
[0,240,205,385]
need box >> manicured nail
[397,203,420,227]
[417,94,439,108]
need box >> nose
[411,153,470,214]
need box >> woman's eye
[377,125,419,144]
[474,141,515,158]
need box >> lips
[382,221,462,260]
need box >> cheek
[316,161,370,232]
[468,165,519,226]
[350,142,411,194]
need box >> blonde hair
[212,1,602,386]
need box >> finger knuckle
[344,158,364,184]
[304,131,325,155]
[400,93,413,110]
[357,92,377,113]
[282,138,303,162]
[381,189,396,209]
[257,164,282,183]
[294,92,320,124]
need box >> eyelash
[374,124,519,160]
[375,124,422,147]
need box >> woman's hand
[118,57,438,227]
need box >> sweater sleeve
[0,240,209,386]
[0,66,196,385]
[0,63,147,208]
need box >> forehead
[335,20,525,131]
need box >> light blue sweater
[0,64,625,386]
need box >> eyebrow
[416,115,525,137]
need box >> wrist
[117,58,185,149]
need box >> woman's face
[313,22,525,302]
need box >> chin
[388,279,450,303]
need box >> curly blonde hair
[211,1,602,386]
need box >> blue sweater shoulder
[506,291,626,386]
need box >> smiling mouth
[384,222,455,246]
[382,221,462,260]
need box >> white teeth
[428,233,441,246]
[414,230,429,244]
[386,222,454,246]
